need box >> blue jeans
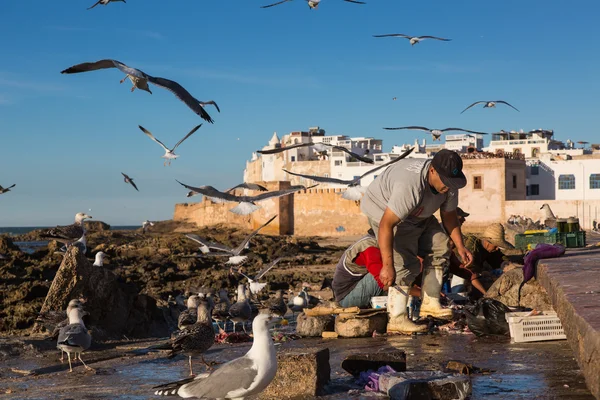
[339,274,385,308]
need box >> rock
[0,236,20,253]
[378,371,472,400]
[485,268,553,310]
[84,221,111,232]
[261,348,330,399]
[31,247,169,339]
[335,311,387,338]
[342,350,407,377]
[296,312,335,337]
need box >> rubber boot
[387,286,428,334]
[420,268,454,320]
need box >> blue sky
[0,0,598,226]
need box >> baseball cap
[431,149,467,190]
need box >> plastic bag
[464,298,511,337]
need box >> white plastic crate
[370,296,387,309]
[505,311,567,343]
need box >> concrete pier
[538,247,600,399]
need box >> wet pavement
[0,331,594,399]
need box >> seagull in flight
[262,0,365,9]
[235,257,284,295]
[184,215,277,265]
[373,33,451,46]
[0,184,15,195]
[139,124,202,166]
[186,183,268,199]
[60,59,218,123]
[460,100,520,114]
[121,172,139,191]
[283,147,414,200]
[177,181,317,215]
[258,142,373,164]
[383,126,488,141]
[87,0,125,10]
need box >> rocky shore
[0,220,347,336]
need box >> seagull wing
[441,128,489,135]
[383,126,431,132]
[233,215,277,254]
[257,142,311,155]
[226,183,269,193]
[355,147,415,182]
[249,185,318,202]
[333,146,374,164]
[7,184,15,189]
[129,180,139,191]
[261,0,292,8]
[494,101,520,112]
[417,36,451,41]
[138,125,169,151]
[200,100,220,113]
[372,34,411,39]
[185,234,233,253]
[61,59,122,74]
[147,76,214,124]
[121,172,130,180]
[343,0,366,4]
[173,124,202,151]
[282,169,353,185]
[255,257,283,280]
[87,0,102,9]
[460,101,486,114]
[176,180,240,202]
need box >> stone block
[296,312,335,337]
[335,311,387,338]
[378,371,472,400]
[261,347,330,399]
[342,350,406,377]
[485,268,553,310]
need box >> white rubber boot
[420,268,454,320]
[387,286,428,334]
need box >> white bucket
[370,296,388,309]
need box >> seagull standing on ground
[138,125,202,166]
[184,215,277,266]
[57,306,92,372]
[153,313,278,399]
[121,172,139,191]
[168,299,216,376]
[60,59,218,123]
[93,252,107,267]
[40,212,92,245]
[0,184,15,194]
[177,180,317,215]
[87,0,125,10]
[178,295,201,330]
[261,0,365,9]
[283,147,414,200]
[212,289,231,332]
[266,290,288,318]
[228,284,252,333]
[142,220,155,234]
[383,126,488,141]
[460,100,520,114]
[373,33,451,46]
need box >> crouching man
[332,234,385,309]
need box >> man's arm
[440,208,474,267]
[377,207,401,289]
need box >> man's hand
[379,265,396,291]
[456,246,473,268]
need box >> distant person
[332,234,384,309]
[593,219,597,231]
[360,150,473,333]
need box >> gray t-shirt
[360,159,458,224]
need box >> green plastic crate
[514,231,586,250]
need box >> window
[512,174,517,189]
[324,173,329,178]
[531,184,540,196]
[473,175,483,190]
[334,160,342,166]
[558,174,575,190]
[291,156,296,162]
[531,147,540,158]
[526,185,530,196]
[530,165,539,175]
[590,174,600,189]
